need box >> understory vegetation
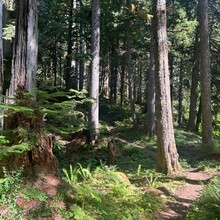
[0,90,220,219]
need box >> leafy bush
[187,176,220,220]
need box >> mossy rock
[115,172,131,185]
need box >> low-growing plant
[145,172,159,188]
[63,164,79,185]
[20,185,48,202]
[137,164,142,177]
[62,165,162,220]
[0,166,25,220]
[63,163,92,186]
[77,163,92,181]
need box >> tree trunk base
[0,134,58,177]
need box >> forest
[0,0,220,219]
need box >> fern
[20,185,48,202]
[145,173,159,188]
[0,143,30,160]
[77,163,92,181]
[63,165,78,185]
[137,164,142,177]
[35,89,90,135]
[0,102,34,113]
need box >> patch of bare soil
[153,169,219,220]
[17,171,62,220]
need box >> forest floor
[11,124,220,220]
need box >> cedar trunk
[153,0,180,174]
[4,0,58,174]
[8,0,37,101]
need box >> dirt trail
[153,169,219,220]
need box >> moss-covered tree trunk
[153,0,180,175]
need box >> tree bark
[120,54,125,107]
[178,57,183,126]
[79,7,85,91]
[53,38,57,87]
[187,30,200,131]
[196,96,202,132]
[198,0,213,147]
[89,0,100,144]
[3,0,58,174]
[101,58,109,99]
[0,0,3,130]
[153,0,180,174]
[65,0,74,91]
[146,23,156,136]
[125,0,137,128]
[137,62,142,105]
[8,0,38,102]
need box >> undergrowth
[61,164,163,220]
[0,166,48,220]
[187,176,220,220]
[0,167,25,219]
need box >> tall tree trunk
[198,0,213,147]
[153,0,180,174]
[110,42,118,103]
[89,0,100,144]
[0,0,3,130]
[187,31,200,131]
[65,0,74,91]
[79,0,85,90]
[169,53,174,107]
[196,96,202,132]
[4,0,58,174]
[73,37,79,90]
[125,0,137,128]
[101,58,109,99]
[178,57,183,126]
[120,54,125,107]
[8,0,37,102]
[113,52,118,103]
[53,38,57,87]
[146,24,156,136]
[137,61,142,105]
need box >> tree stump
[107,139,116,165]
